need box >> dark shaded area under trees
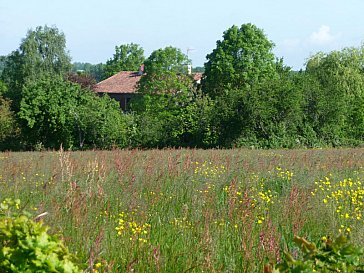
[0,24,363,151]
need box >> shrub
[265,234,364,273]
[0,198,82,273]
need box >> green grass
[0,148,363,272]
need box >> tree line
[0,24,363,150]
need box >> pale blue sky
[1,0,363,69]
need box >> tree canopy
[203,23,276,98]
[104,43,145,78]
[304,46,364,145]
[137,46,193,94]
[0,23,363,150]
[1,25,71,111]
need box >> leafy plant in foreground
[0,198,82,273]
[265,234,364,273]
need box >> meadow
[0,148,364,272]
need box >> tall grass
[0,148,363,272]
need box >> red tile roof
[193,73,203,82]
[96,71,203,94]
[95,71,141,94]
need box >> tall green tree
[202,23,280,146]
[305,46,364,145]
[19,25,71,78]
[203,23,276,98]
[132,46,213,147]
[138,46,192,94]
[19,73,133,150]
[104,43,144,78]
[19,74,78,149]
[1,25,71,111]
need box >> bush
[265,234,364,273]
[0,198,82,272]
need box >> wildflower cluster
[92,262,102,273]
[275,167,294,181]
[196,182,215,194]
[224,175,277,225]
[96,209,117,223]
[170,217,193,229]
[250,178,277,224]
[193,161,226,180]
[115,211,151,244]
[1,198,21,215]
[312,176,364,234]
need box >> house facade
[95,71,203,111]
[95,71,141,111]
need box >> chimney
[138,64,145,75]
[187,64,192,75]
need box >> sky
[1,0,364,70]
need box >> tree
[71,62,105,82]
[66,72,96,90]
[19,25,71,78]
[131,89,214,147]
[18,74,78,149]
[0,56,6,76]
[18,73,134,150]
[137,46,192,94]
[201,24,281,147]
[1,25,71,111]
[73,93,135,149]
[305,46,364,145]
[132,46,215,147]
[0,81,19,150]
[0,97,16,143]
[202,23,277,98]
[103,43,144,78]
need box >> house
[95,71,141,111]
[95,70,203,111]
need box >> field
[1,148,364,272]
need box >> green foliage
[0,96,17,142]
[0,56,6,76]
[71,62,105,82]
[104,43,144,78]
[207,62,304,148]
[201,24,304,148]
[266,235,364,273]
[1,25,71,112]
[18,73,133,150]
[203,23,276,98]
[1,23,364,150]
[132,46,214,147]
[74,93,135,149]
[192,66,205,73]
[19,74,79,149]
[19,25,71,79]
[305,46,364,146]
[0,198,82,273]
[132,89,214,147]
[138,46,191,95]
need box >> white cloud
[308,25,341,45]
